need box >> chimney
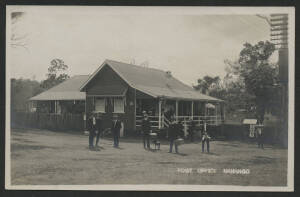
[165,71,172,78]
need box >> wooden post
[191,101,194,119]
[84,96,87,131]
[158,99,162,129]
[222,103,226,122]
[204,102,207,125]
[55,100,57,114]
[175,100,178,121]
[215,103,218,125]
[134,89,136,130]
[161,99,164,128]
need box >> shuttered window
[113,97,124,113]
[95,97,106,112]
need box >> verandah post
[191,101,194,119]
[158,98,162,129]
[204,101,207,125]
[215,103,218,125]
[175,100,178,121]
[84,97,87,131]
[134,89,136,130]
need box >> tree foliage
[40,59,70,90]
[11,78,44,112]
[237,41,277,123]
[193,75,221,95]
[194,41,279,123]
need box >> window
[95,97,106,112]
[113,97,124,113]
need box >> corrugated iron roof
[31,60,223,102]
[29,75,89,101]
[81,59,222,102]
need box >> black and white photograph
[5,6,295,191]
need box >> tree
[222,69,256,114]
[40,59,70,90]
[193,75,221,95]
[11,78,44,112]
[235,41,277,123]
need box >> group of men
[87,111,265,153]
[140,111,211,154]
[87,110,212,153]
[87,113,122,150]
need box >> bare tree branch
[256,14,271,26]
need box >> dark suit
[141,118,151,148]
[169,122,180,153]
[189,120,196,142]
[112,119,122,147]
[257,128,264,149]
[87,117,97,148]
[95,118,102,146]
[201,124,210,152]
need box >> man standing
[88,113,97,150]
[111,114,122,148]
[201,122,211,153]
[95,113,102,148]
[141,113,151,149]
[168,118,179,153]
[256,124,264,149]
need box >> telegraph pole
[270,14,289,146]
[256,13,289,146]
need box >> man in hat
[256,124,264,149]
[111,114,122,148]
[141,112,151,149]
[95,113,103,148]
[168,118,179,153]
[201,121,211,153]
[87,113,97,150]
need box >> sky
[8,6,274,87]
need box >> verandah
[135,98,225,130]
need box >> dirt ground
[10,128,287,186]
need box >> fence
[222,123,286,145]
[11,111,85,132]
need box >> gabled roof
[80,59,222,102]
[29,75,89,101]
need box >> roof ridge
[105,59,197,91]
[105,59,167,73]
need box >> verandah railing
[136,115,159,129]
[136,114,223,130]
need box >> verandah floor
[10,128,287,186]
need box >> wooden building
[80,59,225,135]
[29,75,89,114]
